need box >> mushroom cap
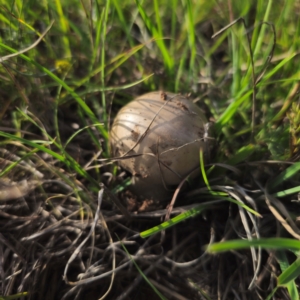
[110,91,213,199]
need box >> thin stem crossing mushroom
[110,91,214,200]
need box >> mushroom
[110,91,214,200]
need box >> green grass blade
[0,292,28,300]
[111,0,135,47]
[276,251,299,300]
[230,30,241,97]
[253,0,273,58]
[135,0,174,72]
[118,237,167,300]
[200,149,210,190]
[63,124,103,150]
[262,53,296,83]
[265,288,278,300]
[100,0,110,131]
[0,148,38,177]
[215,90,253,134]
[175,45,188,92]
[54,0,71,58]
[225,198,262,217]
[277,256,300,287]
[90,3,104,71]
[75,41,150,88]
[0,131,98,186]
[140,204,208,238]
[111,177,132,194]
[67,73,154,101]
[207,238,300,253]
[170,0,178,54]
[140,196,261,239]
[269,162,300,190]
[153,0,163,37]
[186,0,196,73]
[225,144,256,165]
[0,42,108,141]
[187,279,212,300]
[273,185,300,198]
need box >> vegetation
[0,0,300,299]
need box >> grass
[0,0,300,299]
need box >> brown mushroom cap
[110,91,213,199]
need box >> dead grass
[1,1,300,299]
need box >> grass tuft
[1,1,300,299]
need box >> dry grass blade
[1,1,300,299]
[63,189,104,285]
[100,183,130,219]
[251,179,300,240]
[21,209,82,242]
[265,194,300,240]
[164,169,199,222]
[0,20,54,63]
[225,188,261,289]
[0,179,40,201]
[98,211,116,300]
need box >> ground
[0,1,300,299]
